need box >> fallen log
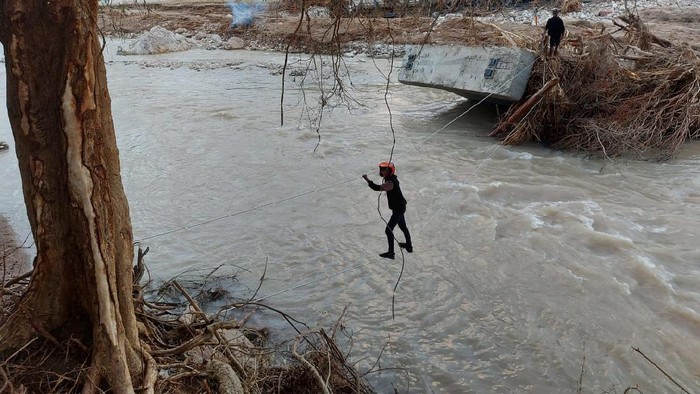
[490,77,560,138]
[618,15,672,48]
[484,22,519,48]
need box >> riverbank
[97,0,700,53]
[97,0,699,159]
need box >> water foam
[631,254,676,295]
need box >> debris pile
[491,13,700,160]
[474,0,698,26]
[1,251,375,393]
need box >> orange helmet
[379,161,396,176]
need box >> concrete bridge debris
[398,45,537,105]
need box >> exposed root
[291,333,331,394]
[257,328,373,394]
[207,360,244,394]
[1,247,377,393]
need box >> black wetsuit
[368,175,412,254]
[545,16,565,46]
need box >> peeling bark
[0,1,150,392]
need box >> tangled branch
[491,14,699,160]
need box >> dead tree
[0,1,155,392]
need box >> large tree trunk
[0,1,152,392]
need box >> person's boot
[399,242,413,253]
[379,251,395,260]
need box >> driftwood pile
[558,0,583,14]
[1,248,375,393]
[491,13,700,160]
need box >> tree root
[207,360,244,394]
[141,349,158,394]
[1,251,376,393]
[81,366,101,394]
[292,334,331,394]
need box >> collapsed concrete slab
[398,45,537,105]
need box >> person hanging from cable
[363,162,413,260]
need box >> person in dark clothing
[363,162,413,260]
[544,8,565,57]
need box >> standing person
[544,8,565,57]
[363,162,413,260]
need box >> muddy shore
[97,0,700,53]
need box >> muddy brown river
[1,42,698,392]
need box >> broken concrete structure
[398,45,537,104]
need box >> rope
[222,55,541,308]
[145,56,542,315]
[136,56,539,243]
[374,32,405,320]
[142,53,541,314]
[138,178,356,241]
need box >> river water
[1,42,698,393]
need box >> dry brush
[491,13,700,160]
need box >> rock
[118,26,192,55]
[202,22,224,32]
[181,328,263,370]
[178,304,198,326]
[203,34,224,49]
[472,0,699,27]
[307,6,330,18]
[207,34,223,44]
[220,328,263,370]
[224,37,245,50]
[185,345,220,365]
